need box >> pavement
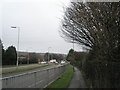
[68,67,87,88]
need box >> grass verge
[46,64,74,88]
[2,64,49,75]
[2,64,35,68]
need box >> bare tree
[61,2,120,88]
[61,2,120,61]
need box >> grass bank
[2,64,49,75]
[2,64,36,68]
[47,64,74,88]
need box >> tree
[44,53,65,63]
[4,46,17,65]
[61,2,120,61]
[52,54,65,62]
[66,49,87,68]
[66,49,74,61]
[29,53,37,64]
[44,53,49,61]
[61,2,120,88]
[1,40,5,65]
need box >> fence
[1,64,67,88]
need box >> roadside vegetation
[1,64,49,75]
[61,2,120,88]
[47,64,73,88]
[2,64,36,68]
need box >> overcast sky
[1,0,83,54]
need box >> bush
[83,60,120,88]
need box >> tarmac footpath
[68,67,87,88]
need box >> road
[2,64,60,77]
[2,64,67,88]
[2,64,46,72]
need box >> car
[41,61,47,64]
[61,61,65,64]
[49,59,57,63]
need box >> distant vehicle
[41,61,47,64]
[61,61,65,64]
[49,59,58,64]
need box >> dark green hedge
[82,60,120,88]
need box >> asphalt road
[2,64,61,77]
[2,64,46,72]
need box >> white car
[61,61,65,64]
[41,61,47,64]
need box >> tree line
[0,40,66,65]
[44,53,65,62]
[62,2,120,88]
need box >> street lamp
[26,47,32,64]
[26,49,29,64]
[48,47,51,63]
[11,26,20,67]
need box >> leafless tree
[61,2,120,61]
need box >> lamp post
[26,49,29,64]
[26,47,32,64]
[11,26,20,67]
[48,47,51,63]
